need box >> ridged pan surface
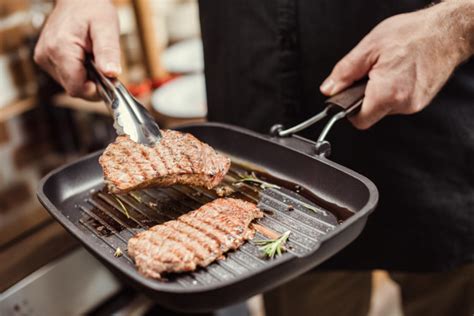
[37,123,378,312]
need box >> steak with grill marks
[99,130,231,194]
[127,198,263,279]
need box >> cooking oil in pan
[230,162,354,222]
[80,161,352,236]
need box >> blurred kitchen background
[0,0,401,315]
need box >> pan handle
[270,80,367,157]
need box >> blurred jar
[0,55,19,108]
[166,0,200,43]
[149,0,200,48]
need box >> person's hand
[34,0,121,100]
[320,1,474,129]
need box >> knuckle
[350,116,371,130]
[388,85,410,105]
[95,46,119,61]
[403,99,426,114]
[67,89,81,98]
[69,88,82,98]
[412,101,425,113]
[393,91,408,105]
[334,58,353,77]
[339,57,354,69]
[65,84,82,98]
[44,41,59,58]
[44,36,68,59]
[370,94,390,112]
[403,106,418,114]
[380,102,392,114]
[353,120,371,130]
[395,46,410,59]
[33,46,45,65]
[364,42,379,58]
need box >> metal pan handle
[270,80,367,157]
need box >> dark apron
[199,0,474,272]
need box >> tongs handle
[85,55,116,105]
[84,55,162,146]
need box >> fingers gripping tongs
[85,57,162,146]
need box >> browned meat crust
[127,198,263,279]
[99,130,231,194]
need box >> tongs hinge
[85,56,162,146]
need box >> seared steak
[127,198,263,279]
[99,130,231,194]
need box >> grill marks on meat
[99,130,231,194]
[127,198,263,279]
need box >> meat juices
[99,130,231,194]
[127,198,263,279]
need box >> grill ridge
[87,198,138,233]
[76,165,339,286]
[79,205,131,243]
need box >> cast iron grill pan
[37,123,378,312]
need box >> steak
[127,198,263,279]
[99,130,231,194]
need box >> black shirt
[199,0,474,272]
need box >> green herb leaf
[298,201,327,216]
[114,247,123,257]
[129,192,142,203]
[254,230,291,259]
[112,195,130,218]
[233,172,281,190]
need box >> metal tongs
[85,56,162,146]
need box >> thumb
[90,16,121,77]
[320,40,376,96]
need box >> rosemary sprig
[129,192,142,203]
[234,172,281,190]
[112,195,130,218]
[299,201,327,216]
[254,230,291,259]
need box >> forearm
[440,0,474,60]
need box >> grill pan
[37,84,378,312]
